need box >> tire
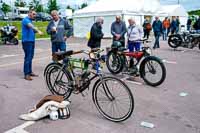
[45,63,73,99]
[140,56,166,87]
[92,76,134,122]
[44,62,62,76]
[10,38,18,45]
[106,51,124,74]
[168,35,182,48]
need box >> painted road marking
[0,54,17,58]
[121,77,143,85]
[162,59,177,64]
[0,57,50,68]
[4,121,35,133]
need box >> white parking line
[0,54,17,58]
[162,59,177,64]
[4,121,35,133]
[121,77,143,85]
[0,57,50,68]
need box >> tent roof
[158,5,188,17]
[74,0,161,17]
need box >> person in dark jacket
[175,16,180,33]
[152,16,162,49]
[46,10,73,54]
[111,15,127,47]
[143,18,152,39]
[87,17,104,49]
[170,16,177,34]
[187,17,192,31]
[194,16,200,31]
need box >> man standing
[111,15,126,47]
[87,17,104,49]
[21,9,43,81]
[170,16,177,34]
[152,16,162,49]
[46,10,73,55]
[175,16,180,33]
[186,17,192,31]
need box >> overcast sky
[2,0,200,11]
[58,0,200,11]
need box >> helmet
[49,110,59,120]
[111,41,122,49]
[58,106,70,119]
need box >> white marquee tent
[157,5,188,30]
[73,0,188,37]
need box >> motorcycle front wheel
[140,56,166,87]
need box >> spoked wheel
[168,35,182,48]
[44,63,73,99]
[140,56,166,87]
[106,51,124,74]
[92,76,134,122]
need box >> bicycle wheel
[44,62,62,77]
[140,56,166,87]
[45,63,73,99]
[106,51,124,74]
[92,76,134,122]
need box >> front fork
[98,75,115,101]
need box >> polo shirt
[22,16,35,42]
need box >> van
[13,7,29,20]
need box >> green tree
[188,10,200,16]
[1,2,11,15]
[29,0,43,12]
[15,0,26,7]
[47,0,59,14]
[80,3,88,9]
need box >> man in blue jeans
[46,10,73,56]
[152,16,162,49]
[22,9,43,81]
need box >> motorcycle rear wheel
[168,35,182,48]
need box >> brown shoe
[24,75,33,81]
[30,73,39,77]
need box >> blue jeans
[22,42,35,76]
[163,28,168,40]
[52,42,66,53]
[154,32,160,48]
[128,41,140,52]
[187,25,191,31]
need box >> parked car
[36,12,51,21]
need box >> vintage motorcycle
[168,31,200,49]
[0,24,18,45]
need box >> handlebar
[72,49,104,55]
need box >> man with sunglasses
[21,9,43,81]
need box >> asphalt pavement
[0,37,200,133]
